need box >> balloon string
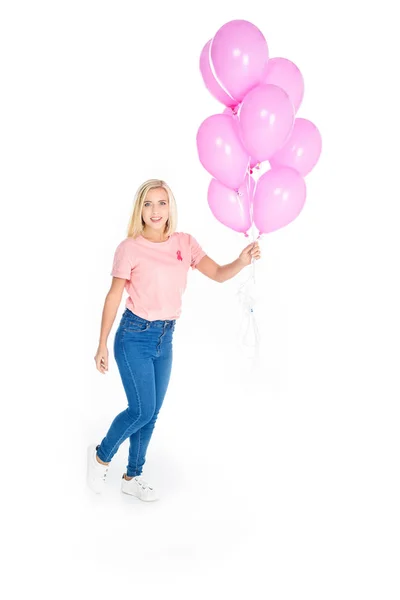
[235,173,261,367]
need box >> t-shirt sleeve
[111,239,134,279]
[189,234,207,270]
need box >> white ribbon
[235,174,263,369]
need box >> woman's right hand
[94,345,109,374]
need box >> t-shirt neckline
[137,233,173,246]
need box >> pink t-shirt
[111,232,207,321]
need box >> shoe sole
[120,488,159,502]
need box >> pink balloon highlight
[210,20,269,102]
[263,57,304,113]
[239,84,294,162]
[200,40,237,108]
[207,174,254,234]
[253,167,306,234]
[196,114,250,190]
[269,118,322,176]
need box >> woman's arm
[196,241,261,283]
[99,277,126,345]
[94,277,126,374]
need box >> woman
[87,178,261,501]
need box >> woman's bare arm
[94,277,126,374]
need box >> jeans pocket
[123,320,151,333]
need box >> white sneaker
[86,444,109,494]
[121,474,159,501]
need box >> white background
[1,1,399,598]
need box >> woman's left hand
[238,241,261,267]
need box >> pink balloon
[200,40,237,108]
[210,20,269,102]
[263,57,304,113]
[223,106,260,171]
[248,157,262,171]
[239,84,294,162]
[208,174,254,234]
[269,118,322,176]
[253,167,306,234]
[196,114,250,189]
[223,106,238,116]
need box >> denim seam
[123,323,150,334]
[134,428,142,476]
[106,336,143,460]
[156,323,167,354]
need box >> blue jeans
[96,308,175,477]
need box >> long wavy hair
[126,179,178,239]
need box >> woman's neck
[141,228,169,242]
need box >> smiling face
[141,187,170,233]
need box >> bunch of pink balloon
[197,19,322,236]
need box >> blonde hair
[127,179,178,239]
